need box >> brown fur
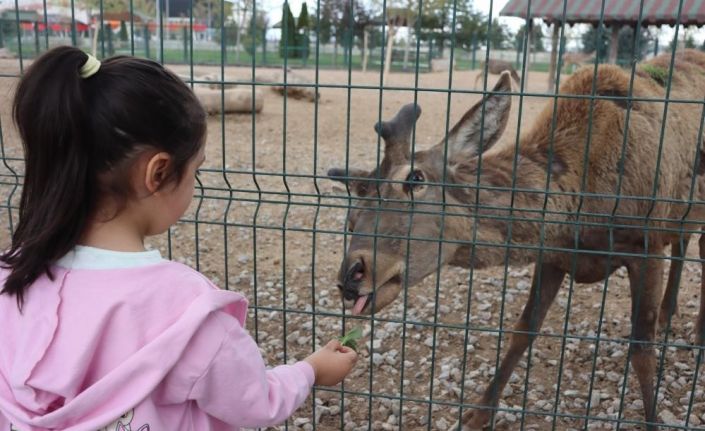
[329,50,705,430]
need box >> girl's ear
[144,152,173,193]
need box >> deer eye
[403,169,425,194]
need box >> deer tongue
[352,295,368,315]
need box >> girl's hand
[304,340,358,386]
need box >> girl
[0,46,357,430]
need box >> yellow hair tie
[80,54,101,79]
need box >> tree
[316,1,334,44]
[487,19,510,49]
[213,22,238,45]
[296,3,311,59]
[514,22,545,52]
[242,12,268,56]
[119,20,128,42]
[298,2,310,32]
[670,33,696,50]
[279,2,297,58]
[193,0,234,29]
[582,25,653,63]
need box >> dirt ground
[0,58,703,430]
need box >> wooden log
[194,87,264,114]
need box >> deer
[562,51,596,73]
[474,59,521,90]
[327,49,705,430]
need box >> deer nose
[338,259,365,300]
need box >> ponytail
[1,46,206,308]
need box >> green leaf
[338,327,363,351]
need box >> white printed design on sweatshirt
[10,409,150,431]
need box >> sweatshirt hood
[0,255,247,431]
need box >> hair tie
[80,54,101,79]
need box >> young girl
[0,46,357,431]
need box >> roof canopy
[500,0,705,27]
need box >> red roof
[500,0,705,26]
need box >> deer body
[329,50,705,430]
[474,59,521,89]
[562,51,595,72]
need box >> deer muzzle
[337,250,405,315]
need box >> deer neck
[450,147,561,268]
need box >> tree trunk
[195,87,264,113]
[548,22,559,92]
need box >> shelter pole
[524,18,532,91]
[609,24,620,64]
[548,21,559,92]
[362,27,369,72]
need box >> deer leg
[626,256,664,431]
[697,233,705,347]
[659,235,689,330]
[458,263,566,430]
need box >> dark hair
[1,46,206,307]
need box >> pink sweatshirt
[0,246,315,431]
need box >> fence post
[182,26,188,63]
[0,20,4,49]
[144,25,150,59]
[654,38,659,57]
[107,25,114,56]
[471,32,477,69]
[262,31,267,64]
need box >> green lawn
[5,40,555,74]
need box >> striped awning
[500,0,705,26]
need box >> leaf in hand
[338,327,363,352]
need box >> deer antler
[375,103,421,175]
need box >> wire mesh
[1,0,705,430]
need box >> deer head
[328,72,513,315]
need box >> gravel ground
[0,58,703,430]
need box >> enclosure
[1,0,705,429]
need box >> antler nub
[374,103,422,142]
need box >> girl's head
[1,46,207,306]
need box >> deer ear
[327,167,373,196]
[444,71,512,158]
[327,168,369,185]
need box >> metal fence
[1,0,705,430]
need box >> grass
[5,39,554,74]
[640,63,669,86]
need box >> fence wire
[1,0,705,430]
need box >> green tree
[582,25,653,63]
[279,2,297,58]
[514,22,545,52]
[213,21,238,45]
[298,2,310,32]
[242,12,267,56]
[296,3,310,59]
[670,33,696,50]
[119,20,128,41]
[316,1,334,44]
[193,0,234,28]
